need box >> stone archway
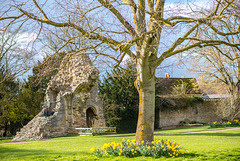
[86,107,97,128]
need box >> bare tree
[185,2,240,120]
[0,30,35,82]
[1,0,239,143]
[187,44,240,120]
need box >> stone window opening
[43,90,58,117]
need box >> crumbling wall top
[47,53,99,94]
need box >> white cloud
[16,32,37,49]
[120,54,135,67]
[164,0,215,18]
[122,54,131,62]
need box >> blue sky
[2,0,212,80]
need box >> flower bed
[209,120,239,128]
[90,138,183,158]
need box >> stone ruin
[13,53,105,141]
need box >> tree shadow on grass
[0,146,51,160]
[0,146,91,160]
[181,152,205,159]
[196,148,240,160]
[177,149,240,160]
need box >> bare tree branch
[32,0,49,20]
[98,0,137,37]
[122,0,137,14]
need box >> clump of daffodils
[209,120,240,128]
[90,138,183,158]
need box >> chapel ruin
[13,53,105,141]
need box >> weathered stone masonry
[158,100,223,128]
[13,53,105,141]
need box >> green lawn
[0,127,240,160]
[154,126,227,134]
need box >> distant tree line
[0,68,44,137]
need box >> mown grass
[154,126,223,134]
[0,140,12,144]
[0,127,240,160]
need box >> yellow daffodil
[91,138,181,158]
[90,147,95,151]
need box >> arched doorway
[86,108,96,127]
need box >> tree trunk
[230,87,240,120]
[135,58,156,144]
[3,121,8,137]
[234,58,240,119]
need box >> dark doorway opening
[86,108,96,127]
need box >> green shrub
[99,61,139,133]
[178,121,186,126]
[157,97,204,112]
[90,138,183,158]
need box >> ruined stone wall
[69,83,105,129]
[84,84,105,127]
[158,100,222,128]
[47,53,98,93]
[13,92,66,141]
[13,53,105,141]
